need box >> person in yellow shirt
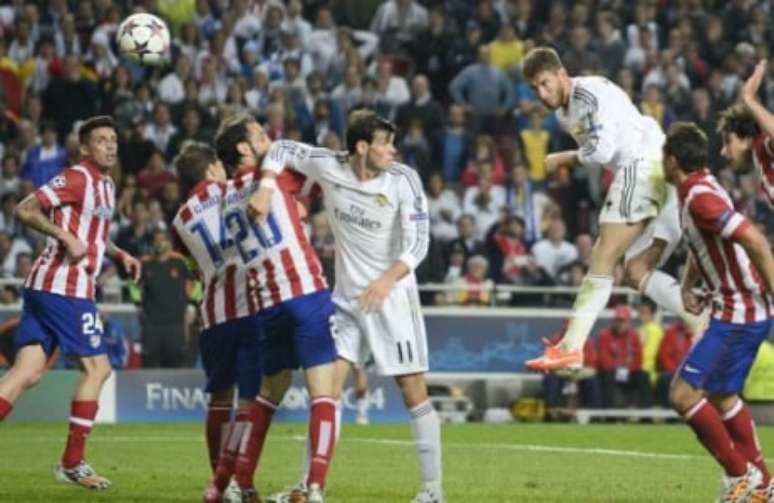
[637,299,664,387]
[520,109,550,186]
[489,23,525,72]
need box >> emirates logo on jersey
[51,176,66,189]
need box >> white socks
[562,274,614,351]
[409,400,442,490]
[642,270,701,330]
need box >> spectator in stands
[463,175,506,241]
[283,0,312,48]
[564,26,601,75]
[138,149,177,198]
[596,305,652,409]
[461,134,507,187]
[143,102,178,157]
[594,11,625,79]
[433,103,472,182]
[447,20,483,79]
[531,218,578,281]
[138,229,190,368]
[115,201,156,260]
[0,154,21,197]
[395,74,444,138]
[398,121,431,174]
[0,230,31,278]
[158,53,192,106]
[637,299,664,390]
[449,44,515,134]
[474,0,502,43]
[332,64,364,117]
[445,214,485,266]
[489,214,529,284]
[543,322,601,420]
[489,22,524,73]
[370,0,429,53]
[656,320,693,408]
[450,254,493,306]
[375,59,411,114]
[574,233,593,268]
[412,7,456,103]
[42,54,98,139]
[519,110,551,188]
[639,84,675,130]
[427,172,462,244]
[0,193,22,238]
[166,107,209,160]
[21,120,67,188]
[505,163,551,247]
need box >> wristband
[259,177,278,190]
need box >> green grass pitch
[0,422,769,502]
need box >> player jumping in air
[0,116,141,490]
[663,122,774,503]
[521,47,700,372]
[253,110,443,503]
[719,59,774,206]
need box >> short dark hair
[215,113,254,173]
[78,115,115,145]
[345,109,396,154]
[718,104,760,140]
[522,47,564,81]
[174,141,217,196]
[664,122,708,172]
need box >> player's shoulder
[683,173,731,210]
[572,76,619,110]
[387,162,423,189]
[307,146,349,166]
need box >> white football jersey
[262,140,429,299]
[556,76,665,171]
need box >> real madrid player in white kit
[253,110,443,503]
[522,47,698,372]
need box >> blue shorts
[200,314,263,399]
[260,289,338,376]
[15,289,106,358]
[679,317,773,394]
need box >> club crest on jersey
[375,193,389,207]
[89,335,101,349]
[51,175,66,189]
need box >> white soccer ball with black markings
[116,13,170,65]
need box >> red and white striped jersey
[172,169,327,329]
[25,160,115,300]
[678,169,773,324]
[752,132,774,205]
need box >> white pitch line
[4,434,711,462]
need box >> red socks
[307,397,337,489]
[205,402,232,473]
[684,398,747,477]
[61,400,98,469]
[723,400,770,485]
[213,410,250,491]
[0,396,12,420]
[234,397,277,489]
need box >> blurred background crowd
[0,0,772,371]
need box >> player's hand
[247,186,274,224]
[740,59,767,105]
[358,276,394,313]
[63,235,87,261]
[122,253,142,282]
[681,288,704,316]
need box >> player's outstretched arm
[14,193,85,260]
[680,253,704,315]
[734,223,774,294]
[545,150,579,175]
[740,59,774,141]
[106,241,142,282]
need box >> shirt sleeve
[575,88,617,167]
[34,168,86,210]
[397,169,430,271]
[688,192,750,240]
[261,139,327,181]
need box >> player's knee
[668,378,700,412]
[84,357,112,383]
[19,366,45,389]
[623,261,649,290]
[261,370,291,403]
[396,373,428,408]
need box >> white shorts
[332,285,429,376]
[600,155,681,266]
[624,184,681,266]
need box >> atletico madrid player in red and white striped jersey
[0,115,141,491]
[664,123,774,502]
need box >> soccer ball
[116,13,170,65]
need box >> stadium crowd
[0,0,771,367]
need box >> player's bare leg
[395,372,443,503]
[55,354,113,491]
[527,221,647,371]
[353,367,369,425]
[670,379,762,502]
[0,345,47,414]
[624,239,704,332]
